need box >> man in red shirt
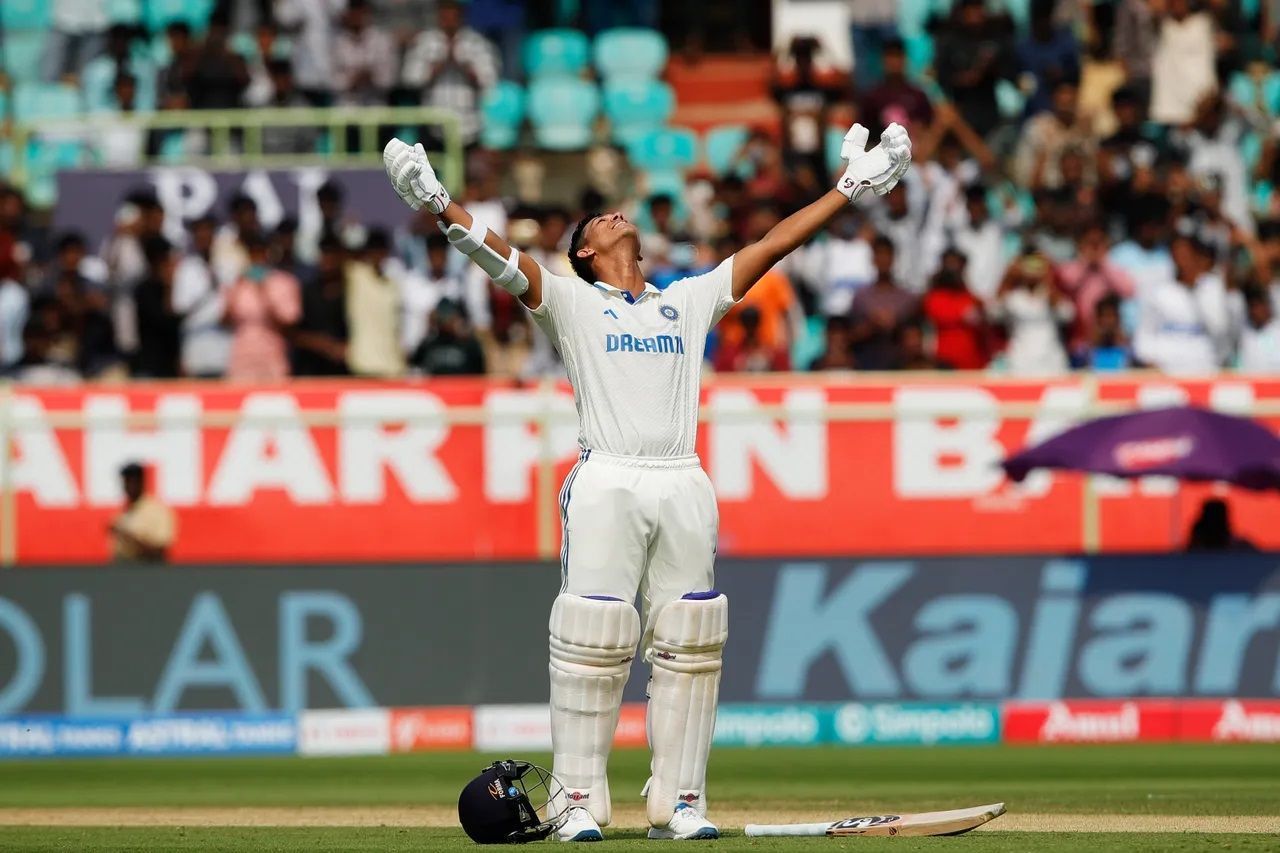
[922,248,990,370]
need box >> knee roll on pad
[443,222,529,296]
[549,594,640,826]
[645,592,728,828]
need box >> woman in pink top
[223,233,301,382]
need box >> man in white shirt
[383,123,911,842]
[1239,289,1280,373]
[1133,235,1230,374]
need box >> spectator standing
[186,15,251,110]
[798,207,875,317]
[1150,0,1218,125]
[933,0,1013,139]
[1015,8,1080,118]
[172,216,231,378]
[42,0,109,83]
[96,73,147,167]
[400,232,465,355]
[922,249,989,370]
[243,21,287,108]
[109,463,176,563]
[1176,92,1253,233]
[212,194,261,286]
[848,0,899,88]
[714,306,791,372]
[991,251,1074,375]
[411,299,487,375]
[223,233,302,382]
[158,22,197,113]
[402,0,501,144]
[345,230,406,377]
[260,61,321,154]
[292,237,350,376]
[1113,0,1159,102]
[858,37,934,138]
[1015,79,1096,190]
[41,232,107,296]
[333,0,398,106]
[1056,223,1136,348]
[1239,288,1280,371]
[945,186,1013,304]
[1110,213,1175,298]
[82,24,156,113]
[1133,235,1231,373]
[132,236,182,378]
[847,236,919,370]
[103,192,166,361]
[274,0,347,104]
[772,37,845,178]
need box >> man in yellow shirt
[108,462,176,563]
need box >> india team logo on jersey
[660,304,679,321]
[605,333,685,354]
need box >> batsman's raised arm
[382,138,546,309]
[731,122,913,300]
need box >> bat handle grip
[744,822,833,837]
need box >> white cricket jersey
[530,257,739,458]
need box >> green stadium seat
[144,0,214,32]
[23,136,86,208]
[1,0,50,30]
[527,77,599,150]
[603,79,674,147]
[1,31,47,84]
[12,83,82,123]
[593,28,668,82]
[704,125,750,177]
[897,0,949,37]
[523,29,589,79]
[480,81,526,150]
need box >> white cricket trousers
[558,449,719,644]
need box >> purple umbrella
[1002,405,1280,491]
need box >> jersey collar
[591,280,661,303]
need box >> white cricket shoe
[557,807,604,842]
[647,802,720,840]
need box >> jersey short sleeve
[529,265,579,337]
[667,256,739,330]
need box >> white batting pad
[549,593,640,826]
[644,592,729,828]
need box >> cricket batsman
[384,123,911,841]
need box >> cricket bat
[744,802,1006,837]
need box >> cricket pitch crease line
[0,809,1277,833]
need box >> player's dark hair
[568,215,595,282]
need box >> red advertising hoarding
[10,374,1280,563]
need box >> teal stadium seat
[996,78,1024,120]
[145,0,214,32]
[825,125,845,174]
[13,83,82,123]
[627,127,697,197]
[480,81,526,149]
[897,0,950,37]
[107,0,143,24]
[1,0,50,30]
[593,28,668,83]
[527,78,599,150]
[703,125,750,177]
[603,79,674,147]
[903,33,934,81]
[1,31,47,84]
[523,29,589,79]
[1229,70,1280,117]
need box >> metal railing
[8,105,465,192]
[3,375,1279,566]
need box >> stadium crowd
[2,0,1280,381]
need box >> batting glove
[836,122,912,204]
[382,138,452,213]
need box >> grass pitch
[1,744,1277,850]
